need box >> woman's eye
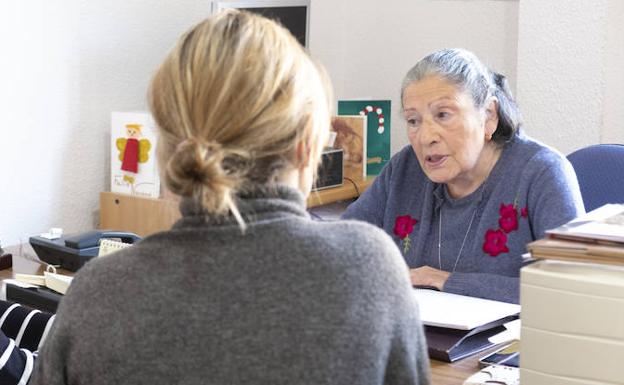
[436,111,451,120]
[405,116,420,126]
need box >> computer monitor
[212,0,310,48]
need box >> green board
[338,100,391,175]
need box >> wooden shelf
[100,177,374,236]
[100,192,181,237]
[307,177,374,208]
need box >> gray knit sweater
[31,186,430,385]
[343,132,585,304]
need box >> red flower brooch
[483,229,509,256]
[394,215,418,254]
[482,201,528,257]
[498,203,518,233]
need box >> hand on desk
[410,266,450,291]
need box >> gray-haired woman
[343,48,584,304]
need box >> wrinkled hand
[409,266,450,291]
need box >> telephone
[30,230,141,272]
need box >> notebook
[413,289,520,330]
[413,289,521,362]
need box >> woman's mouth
[425,154,447,167]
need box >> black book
[5,283,61,313]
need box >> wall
[0,0,519,246]
[516,0,624,155]
[310,0,519,155]
[602,0,624,144]
[0,0,209,246]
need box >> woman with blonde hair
[31,10,430,385]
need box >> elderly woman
[343,48,584,304]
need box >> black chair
[567,144,624,212]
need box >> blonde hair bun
[165,138,235,213]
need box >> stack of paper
[528,204,624,266]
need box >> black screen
[240,6,307,47]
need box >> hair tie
[175,137,191,152]
[175,138,223,160]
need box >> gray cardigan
[343,133,585,303]
[31,186,430,385]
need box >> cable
[343,176,361,197]
[308,211,324,221]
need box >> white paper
[98,239,132,257]
[547,204,624,243]
[488,319,521,344]
[413,289,520,330]
[3,279,39,289]
[464,365,519,385]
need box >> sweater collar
[175,184,309,228]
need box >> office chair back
[567,144,624,212]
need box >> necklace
[437,203,479,273]
[437,149,500,271]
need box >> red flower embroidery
[483,229,509,257]
[498,203,518,233]
[521,206,528,218]
[394,215,418,239]
[394,215,418,254]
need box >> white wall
[311,0,519,155]
[0,0,520,246]
[602,0,624,144]
[517,0,624,155]
[0,0,209,246]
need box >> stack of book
[527,203,624,265]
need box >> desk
[0,253,69,281]
[0,250,74,313]
[307,177,374,208]
[429,353,495,385]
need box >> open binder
[424,315,518,362]
[413,289,520,362]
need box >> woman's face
[402,75,498,188]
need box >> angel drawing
[116,123,151,188]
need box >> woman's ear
[295,140,312,169]
[484,98,499,140]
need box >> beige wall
[517,0,624,155]
[311,0,519,155]
[0,0,210,245]
[602,0,624,144]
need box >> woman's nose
[419,118,439,145]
